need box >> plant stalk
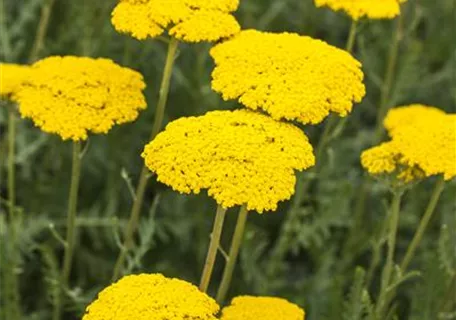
[54,141,82,320]
[400,177,445,271]
[346,20,358,52]
[216,205,249,303]
[376,191,403,317]
[112,38,179,281]
[29,0,56,63]
[373,13,404,142]
[199,205,227,292]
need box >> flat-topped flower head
[142,110,315,212]
[210,30,365,125]
[112,0,241,42]
[83,273,219,320]
[384,104,447,137]
[362,109,456,183]
[314,0,407,20]
[0,63,31,101]
[221,296,305,320]
[15,56,146,141]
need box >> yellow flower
[314,0,407,20]
[362,107,456,182]
[111,0,240,42]
[221,296,305,320]
[82,273,219,320]
[361,142,423,183]
[142,110,315,212]
[391,114,456,181]
[0,63,31,101]
[15,56,146,141]
[210,30,365,125]
[383,104,447,137]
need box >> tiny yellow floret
[0,63,31,101]
[15,56,146,141]
[210,30,365,125]
[314,0,407,20]
[111,0,240,42]
[82,273,219,320]
[221,296,305,320]
[142,110,316,212]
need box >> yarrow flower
[362,105,456,182]
[82,273,219,320]
[111,0,241,42]
[0,63,31,101]
[314,0,407,20]
[210,30,365,125]
[15,56,146,141]
[142,110,315,212]
[220,296,305,320]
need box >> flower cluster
[0,63,31,101]
[362,105,456,182]
[111,0,241,42]
[82,273,219,320]
[142,109,315,212]
[15,56,146,141]
[314,0,407,20]
[210,30,365,125]
[221,296,305,320]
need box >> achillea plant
[13,55,146,320]
[221,296,305,320]
[210,30,365,125]
[142,109,315,297]
[314,0,407,20]
[0,62,32,320]
[109,0,242,281]
[361,105,455,318]
[82,273,219,320]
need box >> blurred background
[0,0,455,319]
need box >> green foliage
[0,0,455,319]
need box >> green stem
[373,13,404,142]
[6,107,21,320]
[400,177,445,271]
[346,20,358,52]
[376,191,403,317]
[199,205,227,292]
[7,108,16,241]
[216,205,249,304]
[29,0,56,63]
[54,141,82,320]
[111,38,179,281]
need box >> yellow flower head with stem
[82,273,220,320]
[142,110,315,213]
[111,0,241,42]
[15,56,146,141]
[0,63,31,101]
[210,30,365,125]
[220,296,305,320]
[314,0,407,20]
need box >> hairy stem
[112,38,179,281]
[400,177,445,271]
[199,205,227,292]
[216,205,249,303]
